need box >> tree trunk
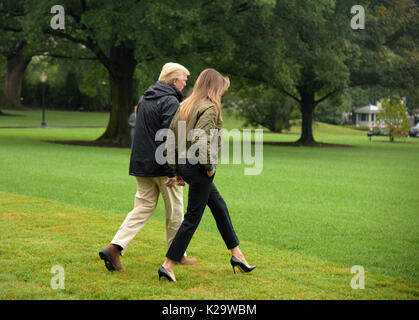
[1,53,31,109]
[98,74,133,145]
[97,46,137,145]
[270,117,280,133]
[297,90,316,144]
[389,128,394,142]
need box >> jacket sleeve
[167,118,180,176]
[161,97,180,129]
[192,105,219,170]
[161,97,180,177]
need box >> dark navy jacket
[129,81,183,178]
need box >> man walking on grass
[99,63,197,271]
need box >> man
[99,63,196,271]
[128,105,138,147]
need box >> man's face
[173,75,187,91]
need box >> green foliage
[378,95,411,141]
[0,0,25,55]
[348,0,419,91]
[225,0,418,142]
[1,0,418,140]
[346,87,374,109]
[21,56,110,110]
[235,85,299,132]
[314,92,353,125]
[272,0,350,95]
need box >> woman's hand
[207,168,216,177]
[175,176,186,186]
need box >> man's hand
[165,177,177,187]
[207,168,216,177]
[165,176,186,187]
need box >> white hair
[158,62,190,84]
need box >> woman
[159,68,255,282]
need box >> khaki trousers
[111,176,184,255]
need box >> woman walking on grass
[159,68,255,282]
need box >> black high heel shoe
[158,266,176,282]
[230,256,256,274]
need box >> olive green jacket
[167,98,222,174]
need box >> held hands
[165,170,213,187]
[164,177,176,187]
[175,176,186,186]
[165,176,185,187]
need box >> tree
[1,42,31,109]
[0,1,32,110]
[347,0,419,126]
[235,85,298,133]
[24,0,256,145]
[378,95,411,142]
[20,55,110,111]
[349,0,419,91]
[276,1,353,143]
[217,0,349,143]
[225,0,418,144]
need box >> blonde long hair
[179,68,230,122]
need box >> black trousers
[166,163,240,262]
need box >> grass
[1,191,418,299]
[0,109,109,127]
[0,109,418,299]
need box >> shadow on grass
[0,111,25,117]
[46,140,355,149]
[46,140,131,149]
[256,141,354,148]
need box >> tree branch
[81,0,87,12]
[314,89,339,104]
[202,0,217,8]
[44,28,91,48]
[2,26,23,32]
[43,53,98,60]
[0,10,26,17]
[278,88,302,103]
[44,29,114,73]
[234,2,252,14]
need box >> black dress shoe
[230,256,256,274]
[158,266,176,282]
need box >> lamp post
[40,72,47,127]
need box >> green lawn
[0,110,418,299]
[0,109,109,127]
[1,191,417,300]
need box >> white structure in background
[354,102,382,127]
